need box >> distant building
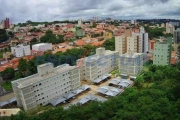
[166,22,175,34]
[153,37,172,65]
[77,47,119,83]
[78,19,83,27]
[90,20,95,26]
[0,20,5,29]
[11,44,31,58]
[32,43,52,52]
[131,18,136,25]
[119,52,143,76]
[161,23,165,28]
[12,63,81,111]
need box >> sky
[0,0,180,23]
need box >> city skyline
[0,0,180,23]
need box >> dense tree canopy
[1,68,15,80]
[102,37,115,51]
[144,26,165,39]
[40,30,64,44]
[0,29,8,43]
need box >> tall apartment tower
[132,26,149,53]
[115,35,126,55]
[166,22,175,34]
[5,18,10,29]
[153,37,172,65]
[78,19,83,27]
[12,63,80,111]
[174,28,180,52]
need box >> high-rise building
[5,18,10,29]
[119,52,143,76]
[173,28,180,52]
[131,18,136,25]
[153,37,172,65]
[12,63,80,111]
[115,26,149,54]
[166,22,175,34]
[174,28,180,44]
[76,47,119,83]
[132,27,149,53]
[115,35,126,55]
[78,19,83,27]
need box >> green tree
[102,37,115,50]
[18,58,28,76]
[0,29,9,43]
[14,71,23,80]
[2,68,15,80]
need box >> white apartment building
[131,19,136,25]
[12,63,80,111]
[77,47,119,83]
[119,52,143,76]
[11,44,31,58]
[115,35,126,55]
[32,43,52,52]
[78,19,83,27]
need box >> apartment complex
[153,38,172,65]
[119,52,143,76]
[12,63,80,111]
[77,47,119,82]
[11,44,31,58]
[115,26,149,55]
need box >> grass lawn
[1,81,12,91]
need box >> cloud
[0,0,179,23]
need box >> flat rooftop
[32,43,51,46]
[85,50,118,62]
[14,64,77,88]
[120,53,142,58]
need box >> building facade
[174,28,180,44]
[12,63,80,111]
[119,52,143,76]
[115,35,126,55]
[78,19,83,27]
[77,47,119,82]
[153,42,171,65]
[11,44,31,58]
[166,22,175,34]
